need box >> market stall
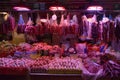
[0,0,120,80]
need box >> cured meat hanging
[35,13,42,35]
[108,21,115,42]
[87,15,97,39]
[102,14,113,42]
[59,14,64,36]
[50,14,58,34]
[13,13,120,46]
[80,15,97,39]
[99,21,103,40]
[50,14,60,45]
[69,14,79,35]
[9,14,15,31]
[25,17,37,44]
[72,14,79,35]
[91,22,99,42]
[25,17,36,35]
[17,14,26,34]
[42,14,52,44]
[0,13,15,34]
[98,14,114,42]
[44,13,51,34]
[65,14,70,35]
[115,15,120,42]
[80,15,88,37]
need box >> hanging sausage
[0,13,15,34]
[50,14,60,45]
[81,15,88,39]
[59,14,65,36]
[35,14,44,36]
[25,17,37,44]
[72,14,79,35]
[91,22,99,42]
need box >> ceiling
[0,0,120,12]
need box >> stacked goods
[0,58,34,75]
[0,41,16,57]
[14,43,33,58]
[0,57,82,74]
[30,43,62,56]
[29,57,82,74]
[48,58,81,69]
[100,54,120,79]
[47,57,82,74]
[83,58,101,73]
[30,56,53,73]
[14,42,62,58]
[0,54,119,77]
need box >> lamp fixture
[49,0,65,11]
[0,12,8,15]
[40,19,47,23]
[13,6,30,11]
[87,6,103,11]
[13,0,30,11]
[49,6,66,11]
[13,7,30,11]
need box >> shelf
[30,73,81,76]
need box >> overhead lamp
[49,6,66,11]
[0,12,8,15]
[13,0,30,11]
[40,19,47,23]
[13,7,30,11]
[87,6,103,11]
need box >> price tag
[52,14,57,20]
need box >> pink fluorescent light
[49,6,66,11]
[87,6,103,11]
[40,19,47,23]
[13,6,30,11]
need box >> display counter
[0,74,28,80]
[30,73,82,80]
[0,73,82,80]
